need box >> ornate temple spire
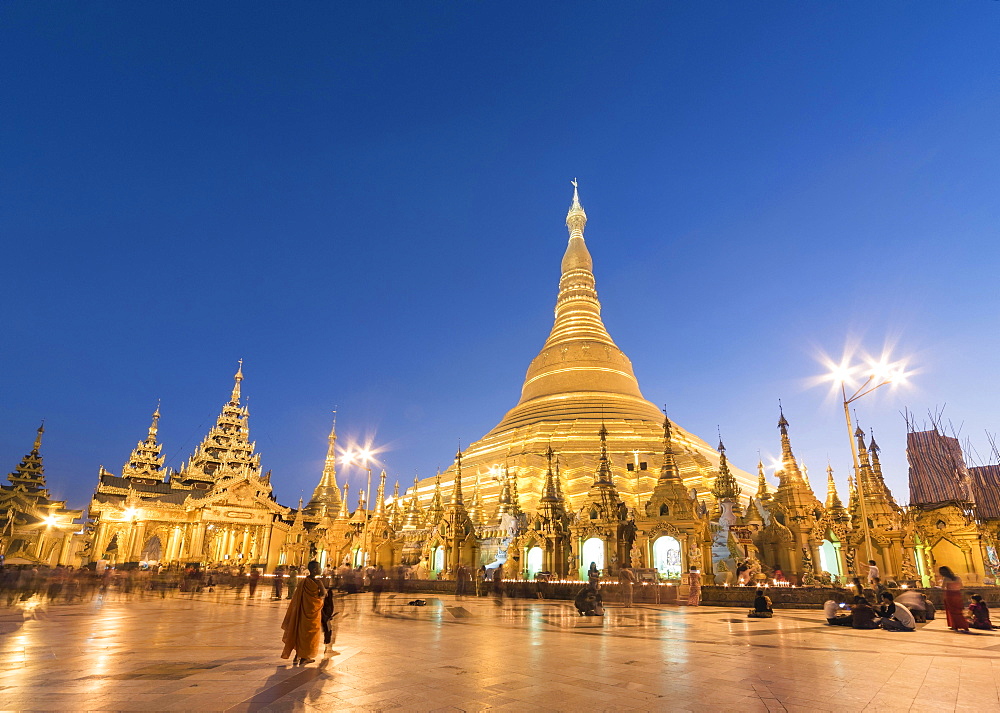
[756,458,772,501]
[539,446,566,521]
[496,466,514,520]
[291,497,305,528]
[469,472,485,526]
[231,360,244,402]
[305,413,342,516]
[427,470,445,522]
[595,423,613,485]
[855,425,878,494]
[121,405,166,481]
[349,487,367,526]
[825,464,846,514]
[541,447,559,503]
[583,425,623,520]
[504,180,646,414]
[176,362,261,485]
[711,438,742,505]
[450,450,465,510]
[389,481,402,529]
[403,476,422,529]
[868,431,898,507]
[508,465,522,513]
[659,409,682,484]
[776,406,807,487]
[7,422,48,494]
[373,469,387,517]
[336,483,351,521]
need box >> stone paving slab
[1,589,999,711]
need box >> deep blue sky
[2,3,998,511]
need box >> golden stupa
[413,183,756,514]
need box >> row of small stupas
[3,184,999,584]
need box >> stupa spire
[336,483,350,520]
[776,406,807,487]
[469,472,485,526]
[403,476,422,528]
[231,359,244,403]
[122,405,166,480]
[868,431,898,507]
[503,180,646,416]
[659,409,682,483]
[756,458,771,501]
[7,422,48,494]
[305,413,342,516]
[451,450,465,508]
[373,469,387,517]
[540,446,560,503]
[176,364,260,485]
[595,423,613,485]
[711,438,742,504]
[825,463,845,511]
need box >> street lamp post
[828,356,908,571]
[341,448,375,567]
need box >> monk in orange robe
[281,561,326,664]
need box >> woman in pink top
[939,566,970,633]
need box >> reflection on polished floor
[1,589,999,712]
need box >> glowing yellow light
[123,507,138,520]
[43,514,58,527]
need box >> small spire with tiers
[658,409,682,484]
[121,405,166,481]
[825,463,846,518]
[336,483,351,521]
[756,457,772,501]
[7,422,48,495]
[305,412,342,516]
[711,437,743,512]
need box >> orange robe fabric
[281,576,325,660]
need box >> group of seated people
[827,592,917,630]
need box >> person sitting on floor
[824,592,852,626]
[574,585,604,616]
[876,591,915,631]
[850,596,879,630]
[747,589,774,618]
[896,589,930,623]
[969,594,997,630]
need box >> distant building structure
[0,424,83,566]
[85,364,289,569]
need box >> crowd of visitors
[3,559,995,651]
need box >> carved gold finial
[33,421,45,453]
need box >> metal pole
[364,464,373,566]
[843,383,874,565]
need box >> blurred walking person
[280,561,326,665]
[619,567,635,608]
[286,565,299,599]
[321,585,337,653]
[272,565,284,600]
[248,567,261,599]
[686,566,702,606]
[371,564,386,611]
[939,566,970,633]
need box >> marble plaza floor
[1,588,999,712]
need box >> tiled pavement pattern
[1,590,999,712]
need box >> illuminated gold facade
[0,425,83,566]
[86,366,290,569]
